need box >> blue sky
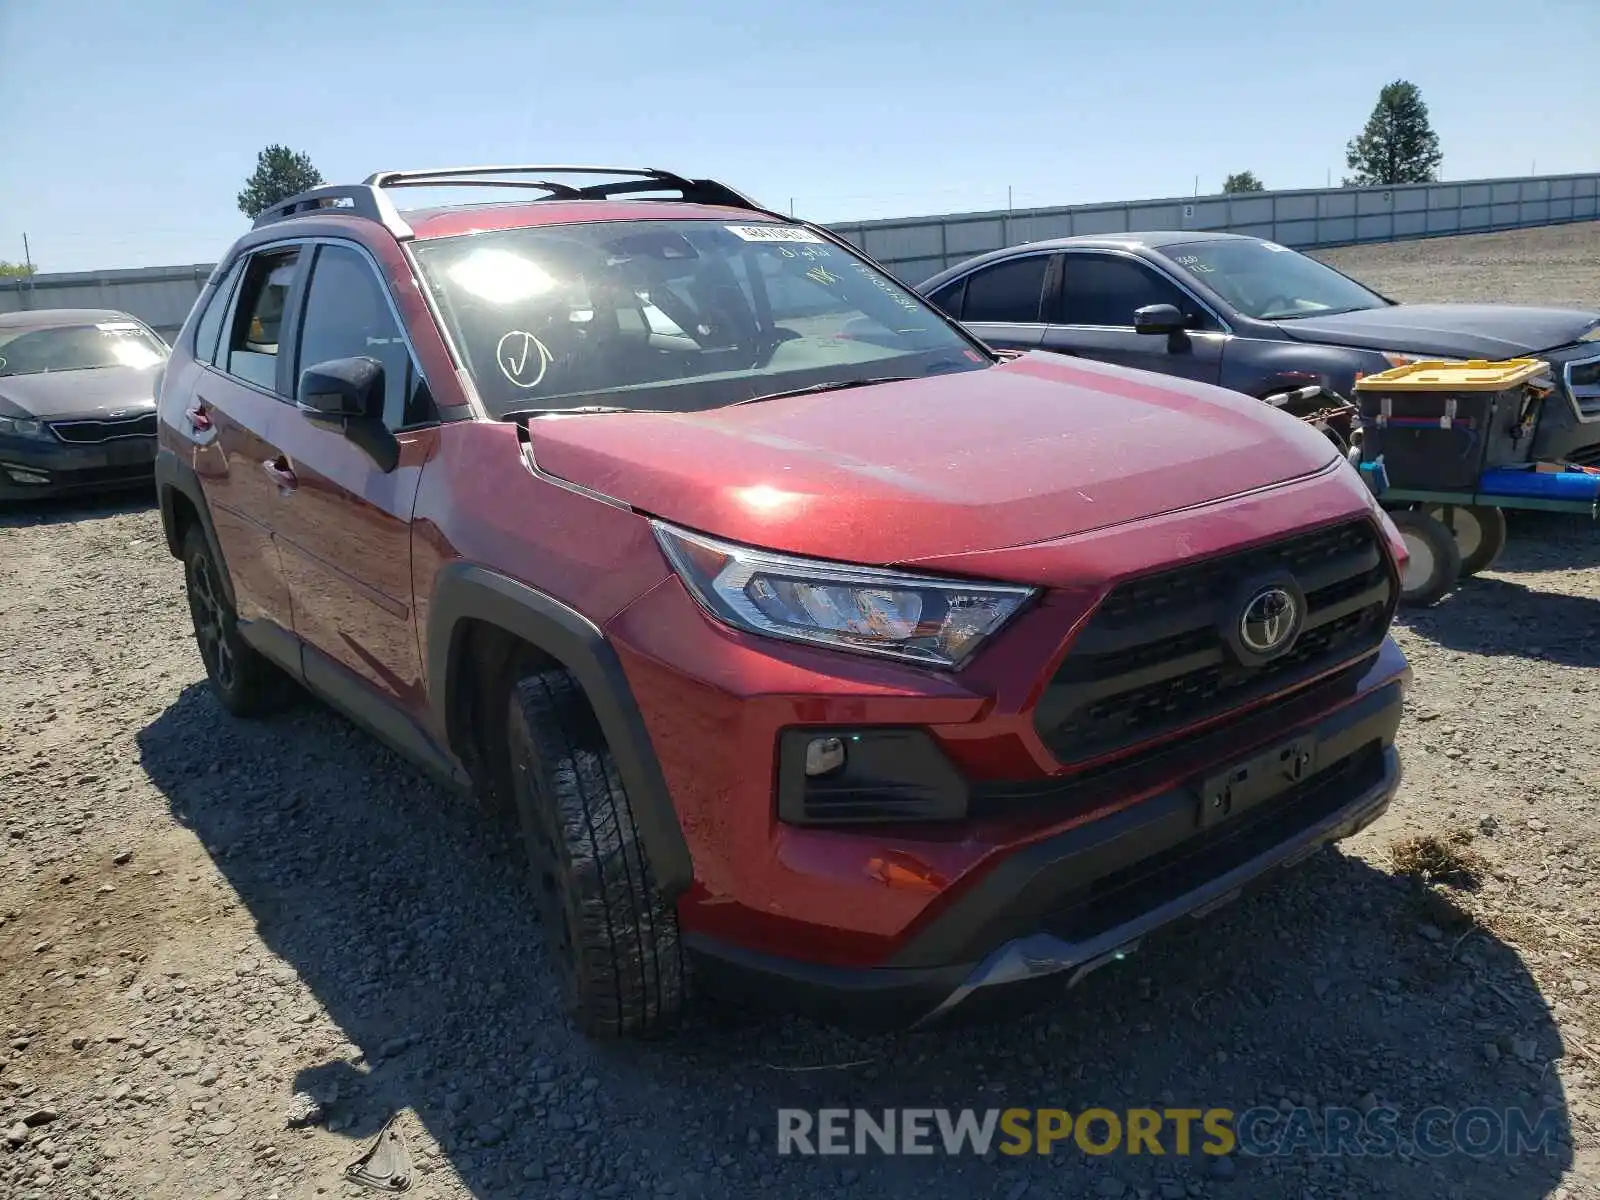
[2,0,1596,273]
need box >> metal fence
[829,172,1600,285]
[3,171,1596,338]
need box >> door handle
[185,400,213,432]
[262,457,298,490]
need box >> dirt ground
[3,221,1600,1200]
[1315,219,1600,308]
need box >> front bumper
[0,434,157,499]
[685,674,1404,1030]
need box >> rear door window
[223,248,302,393]
[961,256,1049,324]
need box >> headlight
[1362,491,1409,572]
[1378,351,1465,369]
[0,416,52,440]
[651,521,1036,669]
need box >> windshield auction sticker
[725,225,826,243]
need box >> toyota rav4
[155,165,1411,1038]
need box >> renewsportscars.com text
[776,1106,1565,1159]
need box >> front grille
[1034,519,1393,765]
[48,412,158,443]
[1040,744,1385,944]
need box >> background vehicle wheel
[181,526,297,716]
[1423,503,1508,576]
[1390,508,1462,608]
[507,669,686,1039]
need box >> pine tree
[1344,82,1443,186]
[237,146,325,219]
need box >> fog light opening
[803,736,846,777]
[2,465,50,485]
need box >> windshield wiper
[507,405,650,420]
[732,376,916,406]
[1265,305,1378,321]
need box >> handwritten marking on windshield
[496,330,554,390]
[851,264,921,311]
[778,245,834,261]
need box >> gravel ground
[4,224,1600,1200]
[1316,219,1600,308]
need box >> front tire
[506,669,687,1038]
[1390,508,1462,608]
[181,526,296,716]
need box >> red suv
[155,166,1411,1038]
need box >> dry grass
[1389,830,1487,887]
[1387,829,1600,1064]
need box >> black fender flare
[154,446,237,610]
[425,563,694,901]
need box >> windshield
[412,220,987,417]
[0,320,168,378]
[1155,239,1390,321]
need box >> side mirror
[297,357,384,422]
[1133,303,1188,335]
[296,356,398,473]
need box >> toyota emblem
[1239,586,1300,657]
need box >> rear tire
[506,669,687,1039]
[1390,508,1462,608]
[1423,503,1508,576]
[180,526,297,716]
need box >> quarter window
[961,256,1049,324]
[193,259,243,367]
[1057,255,1204,328]
[928,279,966,320]
[223,248,302,392]
[294,244,433,429]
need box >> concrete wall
[0,263,215,341]
[829,172,1600,285]
[3,171,1596,336]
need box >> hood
[1277,303,1600,359]
[0,366,161,420]
[527,352,1340,565]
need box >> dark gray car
[917,232,1600,466]
[0,308,169,500]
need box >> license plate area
[1197,735,1317,829]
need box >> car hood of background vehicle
[0,366,161,420]
[528,352,1340,565]
[1277,303,1600,359]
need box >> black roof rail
[250,184,413,237]
[361,164,774,215]
[252,165,794,239]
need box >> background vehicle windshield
[413,220,987,416]
[0,321,168,378]
[1156,240,1390,320]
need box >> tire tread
[510,670,685,1038]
